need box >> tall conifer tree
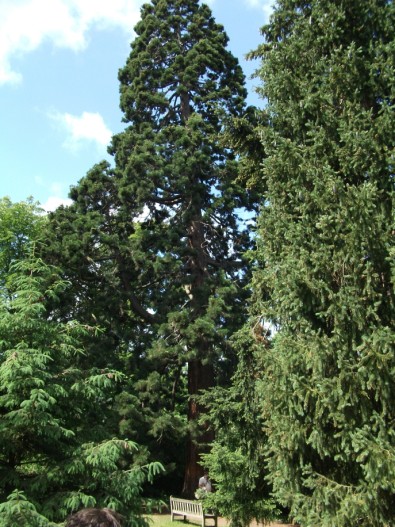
[45,0,253,496]
[252,0,395,525]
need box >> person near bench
[198,470,212,493]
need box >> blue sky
[1,0,273,211]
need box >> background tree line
[0,0,394,526]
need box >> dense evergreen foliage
[199,328,277,527]
[0,251,163,526]
[251,0,395,525]
[44,0,254,497]
[2,0,395,524]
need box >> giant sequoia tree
[252,0,395,525]
[45,0,253,496]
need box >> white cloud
[33,178,73,211]
[244,0,274,18]
[42,195,72,212]
[0,0,144,85]
[51,110,112,151]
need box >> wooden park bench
[170,496,217,527]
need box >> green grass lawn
[144,514,293,527]
[145,514,173,527]
[145,515,203,527]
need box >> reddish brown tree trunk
[182,358,215,497]
[181,183,215,497]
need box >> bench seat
[170,496,217,527]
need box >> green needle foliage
[0,256,163,526]
[251,0,395,525]
[199,328,278,527]
[44,0,255,495]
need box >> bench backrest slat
[170,497,203,516]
